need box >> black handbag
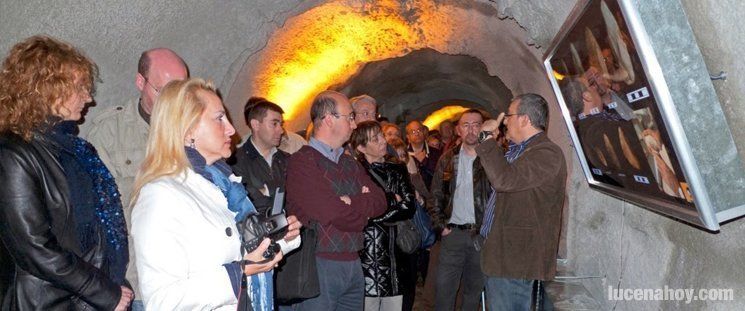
[394,219,420,254]
[368,169,421,254]
[274,222,320,303]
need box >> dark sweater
[286,145,387,261]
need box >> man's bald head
[138,48,186,78]
[136,48,189,114]
[310,90,356,148]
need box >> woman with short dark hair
[350,121,416,311]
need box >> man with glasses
[476,93,567,310]
[286,90,387,310]
[429,109,489,311]
[406,120,442,189]
[85,47,188,311]
[350,94,377,123]
[349,94,400,159]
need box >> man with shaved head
[406,120,442,188]
[286,90,386,310]
[85,47,188,311]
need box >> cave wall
[1,0,743,309]
[0,0,323,130]
[224,0,569,145]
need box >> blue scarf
[48,121,128,284]
[185,147,273,311]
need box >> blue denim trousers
[130,300,144,311]
[292,257,365,311]
[484,277,553,311]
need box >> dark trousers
[435,228,485,311]
[294,257,365,311]
[421,242,440,310]
[400,248,430,311]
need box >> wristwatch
[478,131,494,143]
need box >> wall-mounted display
[543,0,722,229]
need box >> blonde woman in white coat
[131,78,301,310]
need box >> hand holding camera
[237,212,289,259]
[242,238,283,275]
[283,215,302,242]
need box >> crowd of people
[0,35,567,311]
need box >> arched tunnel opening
[224,0,559,140]
[332,48,512,126]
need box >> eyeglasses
[144,78,162,95]
[357,111,374,118]
[504,113,523,118]
[408,129,424,135]
[331,112,355,122]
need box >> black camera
[237,212,289,258]
[236,189,289,259]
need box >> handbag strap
[367,167,391,193]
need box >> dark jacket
[231,138,290,216]
[0,132,120,310]
[429,144,491,232]
[359,159,416,297]
[408,144,441,190]
[476,135,567,281]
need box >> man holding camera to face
[476,93,567,310]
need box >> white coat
[132,169,241,310]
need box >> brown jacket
[475,134,567,281]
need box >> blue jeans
[294,257,364,311]
[484,277,553,311]
[130,300,144,311]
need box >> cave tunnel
[2,0,745,309]
[223,0,560,141]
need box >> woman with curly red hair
[0,35,132,310]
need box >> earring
[189,138,195,149]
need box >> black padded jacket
[358,159,416,297]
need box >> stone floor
[545,279,602,310]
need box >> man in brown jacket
[476,93,567,310]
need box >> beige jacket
[85,99,149,297]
